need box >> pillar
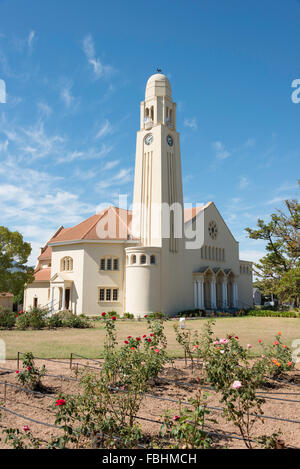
[194,281,198,309]
[50,286,54,314]
[210,276,217,309]
[233,282,238,308]
[197,277,204,309]
[62,285,66,311]
[222,278,228,309]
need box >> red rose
[111,316,116,321]
[150,333,154,337]
[27,366,31,371]
[101,312,106,317]
[124,340,129,344]
[55,399,66,406]
[144,315,148,318]
[147,338,152,343]
[173,415,180,421]
[235,336,239,340]
[142,334,147,338]
[258,339,262,343]
[127,336,132,339]
[274,341,279,346]
[136,337,141,341]
[16,370,19,374]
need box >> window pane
[107,258,112,270]
[150,255,155,265]
[106,289,111,301]
[140,255,146,264]
[113,258,119,270]
[113,289,118,301]
[99,289,105,301]
[100,258,106,270]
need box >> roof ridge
[80,207,109,240]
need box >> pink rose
[232,380,242,390]
[247,344,252,348]
[23,425,30,432]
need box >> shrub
[257,332,295,378]
[196,321,280,448]
[160,389,215,449]
[62,313,91,329]
[16,352,46,390]
[47,313,64,329]
[0,308,16,329]
[16,307,48,330]
[146,312,164,320]
[123,312,134,319]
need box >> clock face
[144,133,153,145]
[167,135,173,147]
[208,220,218,240]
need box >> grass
[0,316,299,359]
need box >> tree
[245,193,300,307]
[0,226,34,304]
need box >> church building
[24,73,253,316]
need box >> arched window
[150,255,156,265]
[140,254,146,264]
[61,256,73,272]
[131,254,136,264]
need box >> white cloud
[60,82,77,109]
[184,117,197,130]
[82,34,114,80]
[95,119,113,139]
[238,176,249,190]
[28,30,35,51]
[57,144,113,164]
[0,139,9,152]
[239,249,265,264]
[102,159,119,171]
[212,141,230,160]
[96,167,132,191]
[37,101,52,118]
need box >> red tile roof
[48,206,134,243]
[0,292,14,297]
[33,268,51,282]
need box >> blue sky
[0,0,299,266]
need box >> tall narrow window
[107,258,112,270]
[106,289,111,301]
[113,258,119,270]
[61,256,73,271]
[140,254,146,264]
[99,289,105,301]
[113,289,118,301]
[132,255,136,264]
[100,258,106,270]
[150,255,156,265]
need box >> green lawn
[0,317,299,359]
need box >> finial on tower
[156,67,162,73]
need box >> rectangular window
[113,289,118,301]
[100,258,106,270]
[113,258,119,270]
[99,289,105,301]
[106,289,111,301]
[107,258,112,270]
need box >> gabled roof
[33,268,51,282]
[184,205,206,223]
[48,206,134,244]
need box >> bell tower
[126,73,186,316]
[132,73,184,250]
